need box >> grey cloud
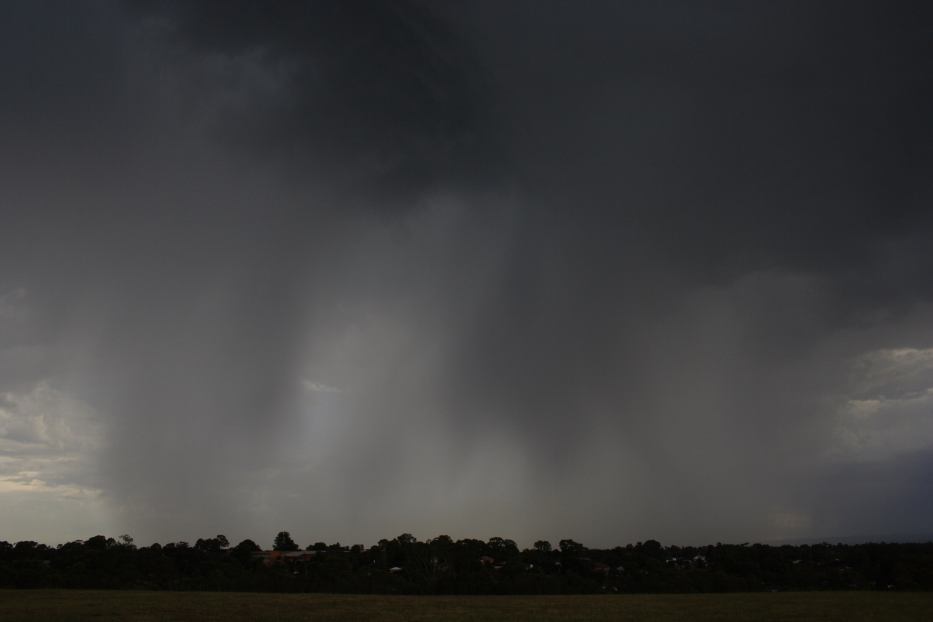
[1,1,933,547]
[126,0,499,203]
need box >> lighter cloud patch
[833,348,933,461]
[852,347,933,398]
[0,382,112,542]
[301,379,342,394]
[0,476,102,498]
[0,382,105,496]
[0,382,102,451]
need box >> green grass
[1,590,931,621]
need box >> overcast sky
[2,0,933,548]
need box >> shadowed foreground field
[1,590,933,621]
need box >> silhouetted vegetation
[1,534,932,594]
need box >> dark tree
[231,539,261,563]
[488,537,519,558]
[2,531,933,595]
[273,531,299,551]
[559,539,585,554]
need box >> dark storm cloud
[427,1,933,458]
[471,1,933,279]
[2,1,933,546]
[126,0,498,201]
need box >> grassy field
[1,590,932,621]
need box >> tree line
[1,532,932,593]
